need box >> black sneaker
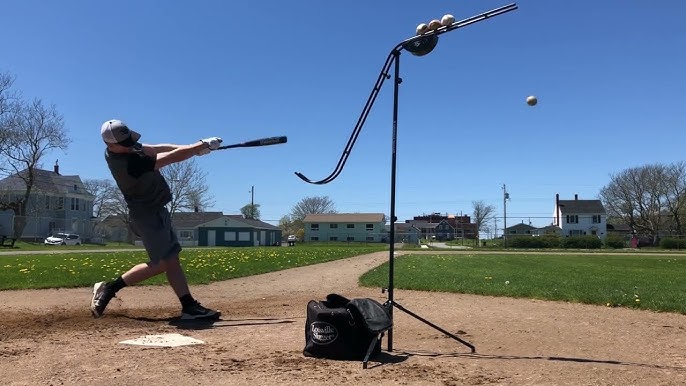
[181,301,221,320]
[90,281,114,318]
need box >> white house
[553,194,607,239]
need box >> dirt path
[1,251,685,385]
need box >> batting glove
[200,137,223,150]
[198,148,211,156]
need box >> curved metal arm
[294,3,517,185]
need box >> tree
[0,84,69,238]
[160,159,214,217]
[288,196,337,235]
[240,203,260,219]
[599,162,686,243]
[472,200,496,241]
[83,179,119,218]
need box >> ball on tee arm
[428,19,442,31]
[526,95,538,106]
[416,23,429,35]
[441,14,455,27]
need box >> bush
[660,237,686,250]
[562,236,602,249]
[604,235,626,249]
[508,235,560,249]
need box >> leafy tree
[240,203,260,220]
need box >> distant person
[90,119,222,320]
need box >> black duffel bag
[303,293,392,361]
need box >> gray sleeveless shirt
[104,147,172,215]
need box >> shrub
[660,237,686,250]
[508,235,560,249]
[562,236,602,249]
[604,235,626,249]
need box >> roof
[234,217,280,230]
[172,212,225,228]
[303,213,385,223]
[0,168,93,197]
[506,223,537,231]
[557,199,606,214]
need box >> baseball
[526,95,538,106]
[428,19,442,30]
[441,14,455,26]
[416,23,429,35]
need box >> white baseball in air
[441,14,455,26]
[526,95,538,106]
[416,23,429,35]
[428,19,442,31]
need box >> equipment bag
[303,294,392,360]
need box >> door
[207,230,216,246]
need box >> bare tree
[472,200,496,242]
[289,195,337,222]
[240,203,261,220]
[289,195,337,235]
[160,159,214,217]
[599,163,686,244]
[83,179,119,218]
[0,95,69,238]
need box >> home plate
[119,333,205,348]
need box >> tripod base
[385,299,476,353]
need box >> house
[0,163,94,240]
[505,222,537,236]
[532,224,562,237]
[100,212,281,247]
[434,219,455,241]
[553,193,607,239]
[392,222,421,244]
[406,221,439,240]
[409,213,478,239]
[303,213,386,242]
[200,216,281,247]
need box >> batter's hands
[200,137,223,150]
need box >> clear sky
[2,0,685,231]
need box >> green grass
[360,253,686,314]
[0,245,385,290]
[6,240,140,251]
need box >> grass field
[2,245,685,315]
[0,244,386,290]
[360,252,686,314]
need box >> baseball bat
[216,136,287,150]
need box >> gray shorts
[130,206,181,264]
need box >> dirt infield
[1,251,685,385]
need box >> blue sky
[3,0,685,231]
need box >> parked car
[44,233,82,246]
[287,235,298,242]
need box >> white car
[44,233,82,246]
[287,235,298,242]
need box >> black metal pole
[387,49,401,351]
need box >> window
[329,224,338,229]
[366,236,374,241]
[566,215,578,224]
[57,197,64,210]
[238,232,250,241]
[569,230,583,236]
[70,198,79,211]
[225,231,236,241]
[592,215,601,223]
[329,236,338,241]
[310,236,319,241]
[366,224,373,231]
[346,224,354,229]
[73,184,78,192]
[310,224,319,231]
[179,230,193,239]
[347,236,354,241]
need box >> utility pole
[502,184,509,248]
[250,185,255,219]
